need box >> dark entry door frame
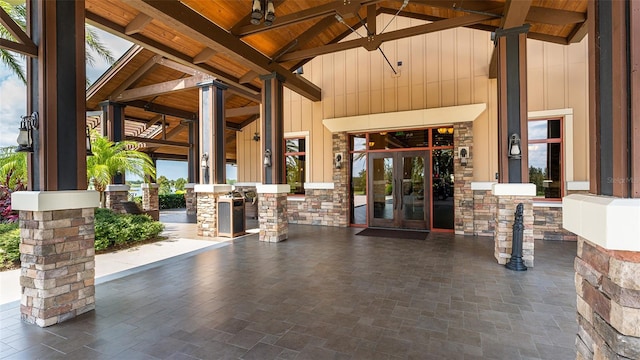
[368,150,429,230]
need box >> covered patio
[0,225,577,359]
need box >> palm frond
[85,25,115,65]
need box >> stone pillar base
[492,184,535,267]
[257,184,290,242]
[104,184,130,213]
[141,183,159,220]
[11,191,99,327]
[185,183,196,216]
[195,184,232,237]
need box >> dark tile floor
[0,225,577,359]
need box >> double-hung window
[528,118,562,199]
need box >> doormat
[356,228,429,240]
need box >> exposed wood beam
[87,10,263,102]
[233,0,381,37]
[145,114,163,127]
[0,38,37,57]
[193,47,217,64]
[125,13,153,35]
[226,105,260,118]
[165,123,187,140]
[526,32,568,45]
[126,136,190,148]
[108,54,161,101]
[277,16,337,71]
[568,19,589,43]
[367,4,377,35]
[378,8,498,33]
[114,74,213,102]
[525,6,585,25]
[0,7,37,56]
[88,45,144,101]
[238,114,260,129]
[122,0,321,101]
[126,100,198,120]
[280,13,498,62]
[239,70,259,84]
[500,0,532,29]
[156,57,199,75]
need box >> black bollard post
[505,203,527,271]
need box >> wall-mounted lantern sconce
[459,146,469,165]
[16,112,38,153]
[201,152,210,184]
[508,134,522,159]
[334,152,343,169]
[263,149,272,167]
[86,126,93,156]
[252,132,260,142]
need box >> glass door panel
[432,149,454,229]
[399,153,428,229]
[369,153,395,228]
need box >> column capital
[493,24,531,40]
[11,190,99,211]
[259,72,286,83]
[197,79,228,90]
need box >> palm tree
[0,147,27,189]
[0,0,115,84]
[87,135,156,207]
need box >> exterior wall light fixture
[16,112,38,153]
[263,149,272,167]
[508,133,522,159]
[86,126,93,156]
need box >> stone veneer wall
[332,133,349,226]
[185,186,196,216]
[533,206,577,241]
[473,190,496,236]
[19,208,96,327]
[196,192,220,237]
[575,237,640,359]
[494,196,534,267]
[259,192,288,242]
[453,122,474,235]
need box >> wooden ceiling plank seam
[125,13,153,35]
[122,0,321,101]
[86,10,263,101]
[193,47,217,64]
[280,12,498,62]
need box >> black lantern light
[508,133,522,159]
[250,0,275,26]
[16,112,38,153]
[86,126,93,156]
[263,149,272,167]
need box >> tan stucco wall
[237,14,589,185]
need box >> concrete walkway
[0,209,258,306]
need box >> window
[285,138,305,195]
[528,118,562,199]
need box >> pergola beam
[280,13,498,62]
[226,105,260,118]
[108,54,161,101]
[113,73,213,102]
[126,100,198,120]
[122,0,321,101]
[87,10,263,102]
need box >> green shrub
[159,194,186,209]
[94,208,164,251]
[0,222,20,269]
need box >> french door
[368,151,429,229]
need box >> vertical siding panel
[410,19,425,109]
[334,51,346,117]
[473,31,490,77]
[283,88,292,132]
[311,102,325,182]
[527,40,545,111]
[544,42,566,109]
[567,39,589,180]
[425,32,440,107]
[357,47,370,115]
[441,80,455,107]
[370,43,384,114]
[440,31,455,81]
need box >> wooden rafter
[226,105,260,118]
[275,16,337,70]
[108,54,161,101]
[122,0,321,101]
[125,13,153,35]
[193,47,217,64]
[489,0,532,79]
[87,10,263,101]
[126,100,198,120]
[280,13,498,62]
[165,123,187,140]
[233,0,382,37]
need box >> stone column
[11,190,99,327]
[454,122,474,235]
[256,184,290,242]
[141,183,159,220]
[184,183,197,216]
[492,184,535,267]
[471,182,496,237]
[104,184,130,214]
[332,132,349,227]
[564,195,640,359]
[195,184,232,237]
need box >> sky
[0,25,236,181]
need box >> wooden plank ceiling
[85,0,588,161]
